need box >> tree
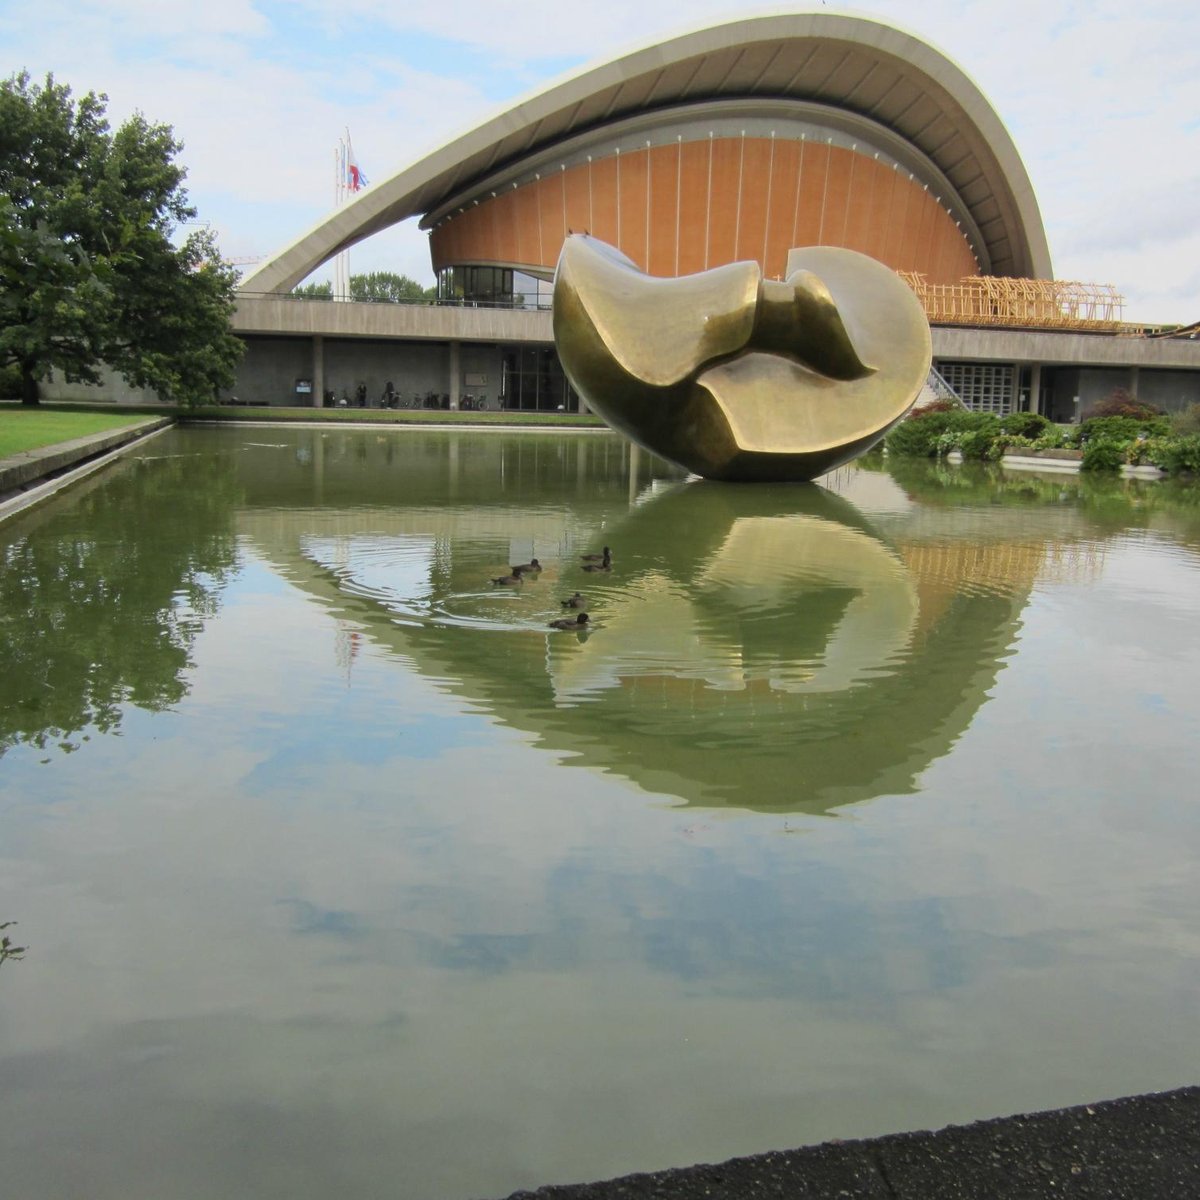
[350,271,436,303]
[290,272,436,303]
[0,71,243,406]
[0,448,240,757]
[292,280,333,299]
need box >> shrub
[1033,428,1070,450]
[999,411,1051,439]
[959,428,1003,461]
[1080,414,1170,443]
[885,408,996,457]
[1000,434,1036,452]
[1170,404,1200,437]
[1081,388,1165,422]
[1081,438,1126,472]
[1130,436,1172,468]
[1157,434,1200,476]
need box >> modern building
[228,12,1199,418]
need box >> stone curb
[0,417,173,495]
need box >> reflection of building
[223,436,1061,814]
[208,14,1200,420]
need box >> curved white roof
[242,12,1051,294]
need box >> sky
[3,0,1198,323]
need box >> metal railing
[235,290,552,312]
[926,365,966,407]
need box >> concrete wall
[1138,369,1200,413]
[232,296,554,344]
[931,326,1200,371]
[1039,366,1200,422]
[228,337,313,406]
[40,363,162,405]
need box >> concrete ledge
[498,1086,1200,1200]
[941,449,1167,478]
[0,417,173,495]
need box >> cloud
[6,0,1200,314]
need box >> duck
[491,572,524,585]
[549,612,589,630]
[561,592,587,608]
[582,549,612,572]
[580,546,610,562]
[511,557,542,574]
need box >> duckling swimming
[561,592,587,608]
[491,572,524,585]
[549,612,589,630]
[512,557,542,574]
[580,546,610,562]
[582,549,611,573]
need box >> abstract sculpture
[552,236,932,482]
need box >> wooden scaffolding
[899,274,1125,331]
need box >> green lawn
[0,400,608,458]
[0,407,150,458]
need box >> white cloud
[5,0,1200,317]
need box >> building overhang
[241,12,1052,295]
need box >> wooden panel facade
[429,135,979,284]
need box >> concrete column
[448,341,461,410]
[1029,363,1042,415]
[313,335,325,408]
[1130,366,1140,398]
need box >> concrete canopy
[241,12,1052,295]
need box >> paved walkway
[498,1087,1200,1199]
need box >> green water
[1,426,1198,1199]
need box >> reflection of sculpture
[553,236,931,482]
[270,462,1029,815]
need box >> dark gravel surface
[494,1086,1200,1200]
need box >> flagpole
[333,143,342,302]
[334,138,345,302]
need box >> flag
[345,132,369,192]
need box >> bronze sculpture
[552,236,932,482]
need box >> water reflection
[0,450,240,757]
[4,429,1200,1200]
[241,454,1036,814]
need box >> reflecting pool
[1,427,1199,1199]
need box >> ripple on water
[302,535,607,634]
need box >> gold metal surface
[552,235,932,482]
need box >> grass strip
[0,407,152,458]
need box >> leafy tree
[290,272,436,303]
[1082,388,1164,422]
[292,280,332,299]
[350,271,435,303]
[0,448,240,757]
[0,71,243,406]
